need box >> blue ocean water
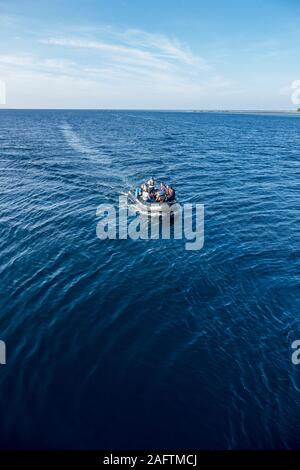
[0,109,299,449]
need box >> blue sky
[0,0,299,109]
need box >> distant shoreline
[0,108,299,114]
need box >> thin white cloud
[80,25,208,67]
[39,38,165,65]
[0,54,34,66]
[40,58,75,69]
[39,36,197,74]
[39,27,209,70]
[36,29,213,92]
[121,28,208,68]
[0,26,240,108]
[0,54,75,73]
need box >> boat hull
[128,191,179,215]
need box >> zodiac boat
[128,191,178,215]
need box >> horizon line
[0,107,299,113]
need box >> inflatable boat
[128,191,179,215]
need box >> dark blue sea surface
[0,109,299,449]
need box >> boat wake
[60,123,110,165]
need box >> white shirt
[142,191,149,201]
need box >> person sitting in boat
[159,182,166,196]
[142,189,150,202]
[156,182,166,202]
[147,177,155,191]
[148,191,156,202]
[166,185,175,202]
[135,184,142,199]
[155,190,161,202]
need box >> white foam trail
[60,122,132,198]
[60,123,110,164]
